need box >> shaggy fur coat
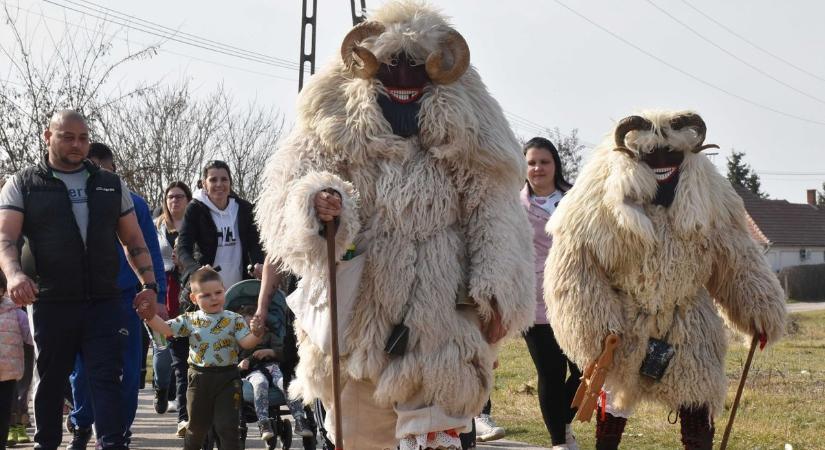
[255,1,535,417]
[543,110,786,416]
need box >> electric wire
[41,0,307,73]
[2,3,298,83]
[680,0,825,84]
[645,0,825,106]
[551,0,825,127]
[68,0,300,70]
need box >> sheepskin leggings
[324,379,472,449]
[595,406,627,450]
[595,404,713,450]
[523,324,582,445]
[679,405,714,450]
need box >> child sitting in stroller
[236,305,313,442]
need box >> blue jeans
[152,343,172,391]
[32,298,126,450]
[70,289,141,436]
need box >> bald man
[0,110,160,450]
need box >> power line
[645,0,825,106]
[3,3,298,83]
[550,0,825,127]
[680,0,825,84]
[759,171,825,176]
[70,0,299,70]
[41,0,307,73]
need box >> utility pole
[298,0,317,92]
[350,0,367,25]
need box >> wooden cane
[325,220,345,450]
[719,334,759,450]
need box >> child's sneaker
[258,418,275,442]
[14,424,30,444]
[176,420,188,438]
[6,426,16,446]
[293,416,314,437]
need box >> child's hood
[0,297,19,315]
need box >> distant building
[735,185,825,271]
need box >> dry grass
[491,310,825,450]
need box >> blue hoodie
[117,192,167,302]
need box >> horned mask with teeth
[612,112,720,207]
[340,19,470,137]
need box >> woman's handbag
[286,252,366,354]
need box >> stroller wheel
[302,435,317,450]
[275,417,291,450]
[65,413,75,434]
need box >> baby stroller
[202,279,318,450]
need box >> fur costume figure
[543,110,786,450]
[255,2,535,448]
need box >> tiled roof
[733,184,825,247]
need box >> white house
[735,185,825,271]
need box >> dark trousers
[0,380,15,449]
[169,337,190,422]
[184,366,241,450]
[70,291,142,435]
[524,324,581,445]
[32,299,126,450]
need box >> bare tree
[545,127,585,181]
[217,94,283,201]
[0,4,157,175]
[0,6,283,208]
[97,83,226,204]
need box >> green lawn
[491,310,825,450]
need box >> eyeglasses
[166,194,186,200]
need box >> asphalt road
[13,390,543,449]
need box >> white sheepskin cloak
[255,0,535,418]
[544,110,786,416]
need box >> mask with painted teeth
[641,146,684,208]
[376,52,430,137]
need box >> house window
[799,248,808,261]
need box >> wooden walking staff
[324,220,345,450]
[571,333,621,422]
[719,334,759,450]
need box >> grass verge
[491,310,825,450]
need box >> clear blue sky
[3,0,824,202]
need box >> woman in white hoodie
[176,160,265,302]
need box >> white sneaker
[564,424,579,450]
[167,400,178,413]
[551,445,572,450]
[176,420,188,438]
[475,414,505,442]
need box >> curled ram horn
[341,21,385,79]
[670,113,717,153]
[425,29,470,85]
[613,115,653,159]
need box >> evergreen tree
[727,150,767,198]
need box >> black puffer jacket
[176,194,264,291]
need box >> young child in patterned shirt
[144,266,262,450]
